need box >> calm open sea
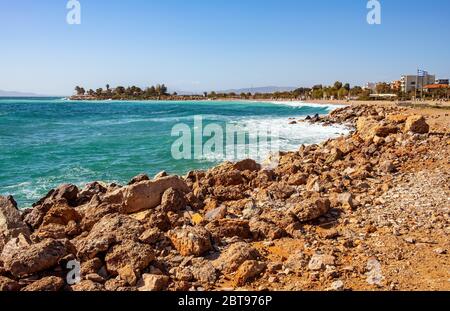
[0,98,348,207]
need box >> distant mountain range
[0,89,47,97]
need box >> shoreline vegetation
[0,101,448,291]
[69,82,450,103]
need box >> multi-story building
[436,79,449,85]
[400,73,435,93]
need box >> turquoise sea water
[0,98,348,208]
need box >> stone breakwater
[1,104,449,291]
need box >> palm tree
[334,81,343,90]
[74,86,85,95]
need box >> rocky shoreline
[1,104,449,291]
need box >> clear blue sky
[1,0,449,95]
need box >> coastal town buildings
[400,73,436,93]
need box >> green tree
[75,86,85,95]
[334,81,343,90]
[115,86,125,95]
[160,84,168,96]
[350,86,363,97]
[312,89,324,99]
[375,83,391,94]
[338,88,349,99]
[146,86,156,97]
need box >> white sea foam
[260,100,346,112]
[2,166,102,208]
[199,115,350,163]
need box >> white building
[401,74,435,93]
[364,82,377,91]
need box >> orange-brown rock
[75,213,144,260]
[0,196,30,251]
[233,159,261,172]
[168,226,212,257]
[213,242,260,274]
[205,219,251,241]
[21,276,65,292]
[24,184,79,229]
[3,238,74,278]
[160,188,186,212]
[105,240,155,275]
[289,194,331,222]
[404,115,430,134]
[137,274,170,291]
[356,117,398,141]
[234,260,266,286]
[103,176,190,214]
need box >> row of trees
[203,82,368,100]
[74,81,438,101]
[74,84,169,99]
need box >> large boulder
[75,213,144,260]
[41,203,81,227]
[234,260,266,286]
[0,196,30,252]
[160,188,186,212]
[31,203,82,242]
[2,238,73,278]
[0,234,31,266]
[105,240,155,275]
[24,184,79,229]
[404,115,430,134]
[233,159,261,172]
[103,176,190,214]
[213,242,260,274]
[289,194,331,222]
[79,202,121,232]
[168,226,212,257]
[356,117,398,141]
